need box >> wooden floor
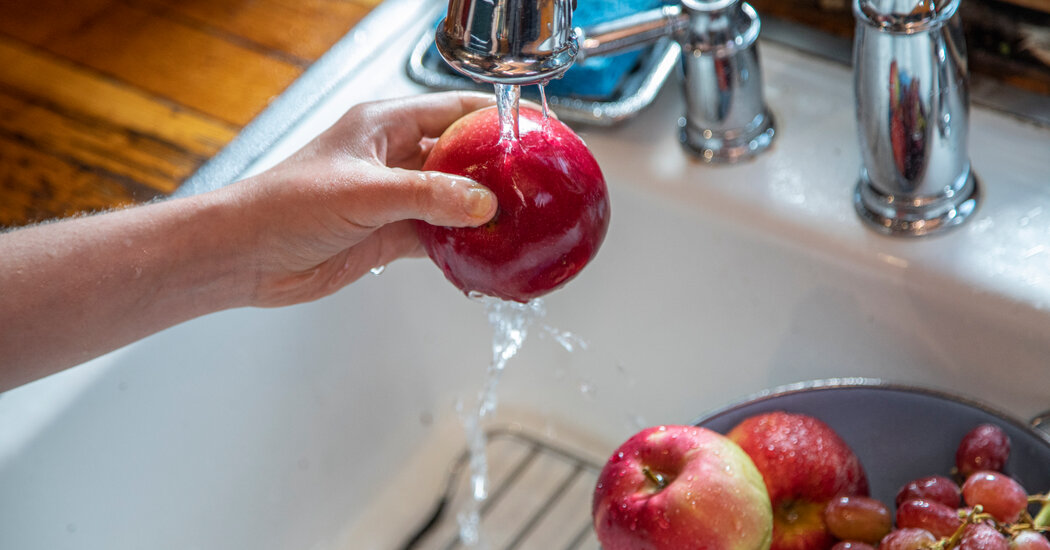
[0,0,381,228]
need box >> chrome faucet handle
[852,0,980,237]
[676,0,776,163]
[436,0,580,85]
[571,0,776,163]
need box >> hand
[224,91,499,307]
[0,91,498,387]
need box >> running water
[538,82,551,120]
[456,296,545,547]
[455,297,589,547]
[455,83,580,547]
[494,83,520,143]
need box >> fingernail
[464,183,497,220]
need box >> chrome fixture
[852,0,980,237]
[435,0,580,85]
[434,0,777,163]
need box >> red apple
[415,105,610,303]
[727,411,869,550]
[592,425,773,550]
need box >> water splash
[456,296,546,546]
[541,324,589,353]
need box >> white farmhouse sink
[2,0,1049,548]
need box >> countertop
[0,0,379,228]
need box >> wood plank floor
[0,0,381,228]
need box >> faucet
[851,0,980,236]
[435,0,580,85]
[435,0,776,163]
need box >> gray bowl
[693,378,1050,507]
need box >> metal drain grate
[401,428,603,550]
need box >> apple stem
[642,467,668,490]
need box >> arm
[0,91,497,391]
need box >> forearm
[0,92,499,391]
[0,188,254,391]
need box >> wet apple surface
[416,105,610,303]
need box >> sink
[2,0,1050,548]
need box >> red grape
[896,475,962,508]
[957,424,1011,477]
[896,498,964,538]
[1011,531,1050,550]
[824,495,892,543]
[880,528,937,550]
[959,523,1009,550]
[962,471,1028,523]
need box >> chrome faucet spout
[434,0,777,162]
[435,0,580,85]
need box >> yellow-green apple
[592,425,773,550]
[415,105,610,303]
[727,411,869,550]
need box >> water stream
[454,82,573,547]
[455,295,589,547]
[455,296,545,546]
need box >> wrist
[159,186,260,313]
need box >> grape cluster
[823,424,1050,550]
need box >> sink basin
[2,0,1049,548]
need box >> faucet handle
[436,0,580,85]
[852,0,980,236]
[677,0,776,163]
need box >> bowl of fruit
[592,378,1050,550]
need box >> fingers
[346,165,497,229]
[358,91,495,138]
[337,91,493,168]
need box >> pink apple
[727,411,870,550]
[592,425,773,550]
[416,105,610,303]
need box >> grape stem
[1034,495,1050,529]
[935,505,987,550]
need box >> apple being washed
[415,105,610,303]
[592,425,774,550]
[728,412,869,550]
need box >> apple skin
[727,412,869,550]
[592,425,774,550]
[416,105,610,303]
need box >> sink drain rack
[401,427,603,550]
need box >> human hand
[223,91,499,307]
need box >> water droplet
[370,265,385,275]
[541,325,588,352]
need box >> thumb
[350,166,497,228]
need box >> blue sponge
[546,0,674,99]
